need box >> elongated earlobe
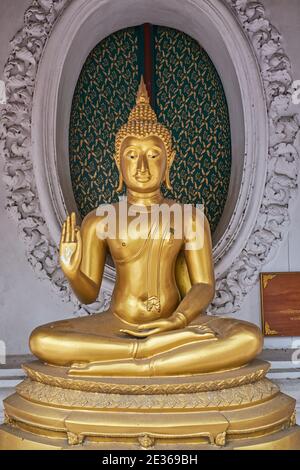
[115,157,124,192]
[116,172,123,192]
[164,168,172,191]
[164,150,175,191]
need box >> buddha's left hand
[120,312,188,337]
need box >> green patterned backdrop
[69,26,231,233]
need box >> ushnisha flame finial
[127,75,158,125]
[136,75,150,105]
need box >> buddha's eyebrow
[124,146,139,152]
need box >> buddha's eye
[127,152,137,159]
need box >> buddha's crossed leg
[67,316,262,377]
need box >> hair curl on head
[114,76,174,168]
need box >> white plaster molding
[0,0,70,300]
[0,0,299,316]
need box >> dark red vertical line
[143,23,153,104]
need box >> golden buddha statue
[29,77,262,377]
[1,78,300,450]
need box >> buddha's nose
[137,153,149,173]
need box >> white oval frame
[1,0,299,314]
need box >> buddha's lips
[135,173,151,182]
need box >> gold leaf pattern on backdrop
[69,26,231,233]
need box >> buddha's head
[114,77,175,193]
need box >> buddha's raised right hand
[59,212,82,278]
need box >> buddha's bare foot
[68,359,150,377]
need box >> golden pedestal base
[1,359,300,450]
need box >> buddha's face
[120,135,167,193]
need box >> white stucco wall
[0,0,300,355]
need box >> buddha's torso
[105,201,183,324]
